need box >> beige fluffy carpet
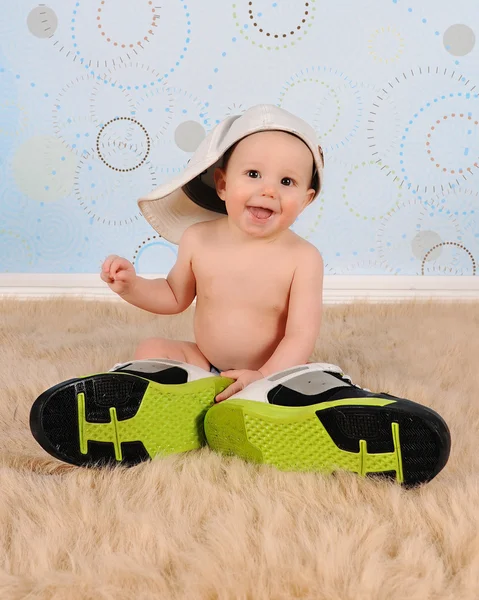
[0,298,478,599]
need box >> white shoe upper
[109,359,369,403]
[109,359,216,381]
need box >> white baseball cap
[138,104,324,244]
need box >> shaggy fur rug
[0,298,478,600]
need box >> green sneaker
[204,363,451,487]
[30,360,233,467]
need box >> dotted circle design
[247,1,311,38]
[49,0,190,86]
[133,234,162,265]
[97,0,157,48]
[368,67,479,192]
[233,0,316,50]
[399,92,479,193]
[421,241,476,275]
[278,66,361,153]
[425,113,479,174]
[96,117,150,171]
[368,26,405,64]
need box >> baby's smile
[246,206,275,221]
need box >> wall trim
[0,274,478,304]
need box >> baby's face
[213,131,316,240]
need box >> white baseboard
[0,274,478,304]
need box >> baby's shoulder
[182,220,215,244]
[181,219,225,255]
[288,231,323,261]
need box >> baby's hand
[215,369,265,402]
[100,255,136,295]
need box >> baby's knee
[134,337,172,360]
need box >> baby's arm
[258,244,324,376]
[102,226,197,315]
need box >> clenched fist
[100,255,137,296]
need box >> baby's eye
[247,170,260,178]
[281,177,295,187]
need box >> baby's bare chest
[193,250,296,311]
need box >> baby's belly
[194,305,286,371]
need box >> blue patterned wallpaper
[0,1,478,275]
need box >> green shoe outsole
[204,397,451,487]
[30,372,233,467]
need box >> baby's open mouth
[247,206,274,219]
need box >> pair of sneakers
[29,359,451,487]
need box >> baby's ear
[213,167,227,201]
[304,187,315,207]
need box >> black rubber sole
[317,399,451,486]
[30,374,151,467]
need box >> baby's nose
[261,181,278,197]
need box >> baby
[101,108,325,402]
[30,105,452,484]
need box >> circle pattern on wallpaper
[367,25,405,64]
[96,117,150,172]
[278,67,361,154]
[421,242,476,275]
[12,136,77,203]
[398,93,479,193]
[376,197,471,273]
[233,0,316,49]
[52,74,136,158]
[74,156,155,225]
[132,235,178,274]
[47,1,189,77]
[27,6,58,38]
[0,228,34,271]
[443,24,476,57]
[368,66,478,180]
